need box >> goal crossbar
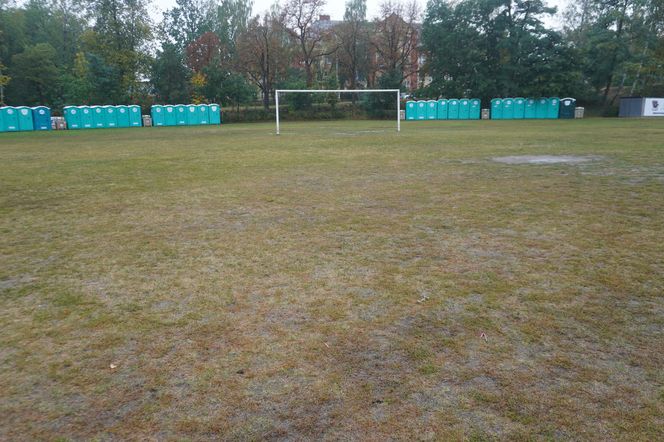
[274,89,401,135]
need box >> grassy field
[1,119,663,440]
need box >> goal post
[274,89,401,135]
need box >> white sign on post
[643,98,664,117]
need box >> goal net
[275,89,401,135]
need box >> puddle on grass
[491,155,599,165]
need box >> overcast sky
[149,0,570,28]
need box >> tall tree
[281,0,336,86]
[8,43,60,105]
[336,0,369,89]
[161,0,213,50]
[152,42,191,103]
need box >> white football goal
[274,89,401,135]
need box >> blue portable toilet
[208,104,221,124]
[548,97,560,119]
[129,105,142,127]
[63,106,81,129]
[524,98,537,119]
[31,106,51,130]
[151,105,165,126]
[502,98,514,120]
[415,101,426,120]
[104,105,117,128]
[163,105,176,126]
[491,99,503,119]
[174,105,187,125]
[197,104,209,124]
[437,99,448,120]
[116,105,130,127]
[185,104,198,125]
[469,99,481,119]
[1,107,19,131]
[405,101,416,120]
[16,106,34,131]
[535,98,548,119]
[513,98,525,119]
[0,107,3,132]
[448,99,460,119]
[459,99,470,120]
[426,100,437,120]
[91,106,105,128]
[80,106,94,129]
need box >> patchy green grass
[1,119,663,440]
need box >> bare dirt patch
[492,155,600,164]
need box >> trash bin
[513,98,525,119]
[559,98,576,119]
[91,106,105,128]
[31,106,51,131]
[151,105,165,127]
[80,106,94,129]
[129,105,142,127]
[524,98,536,119]
[502,98,514,120]
[469,99,481,119]
[405,101,416,120]
[15,106,34,131]
[163,105,176,126]
[459,99,470,120]
[104,105,117,128]
[548,97,560,119]
[481,109,490,120]
[415,101,426,120]
[175,104,187,125]
[209,104,221,124]
[490,98,503,120]
[142,115,152,127]
[448,99,460,120]
[197,104,209,124]
[116,105,130,127]
[185,104,198,125]
[63,106,81,130]
[437,99,448,120]
[535,98,548,119]
[574,107,584,119]
[426,100,437,120]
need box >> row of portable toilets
[405,99,482,120]
[406,97,577,120]
[63,105,142,129]
[151,104,222,126]
[0,106,52,132]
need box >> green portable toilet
[524,98,536,119]
[491,99,503,120]
[16,106,34,131]
[415,101,426,120]
[151,105,165,126]
[426,100,437,120]
[405,101,416,120]
[31,106,51,131]
[129,105,142,127]
[437,99,448,120]
[63,106,80,129]
[175,105,187,125]
[80,106,94,129]
[163,105,176,126]
[458,99,470,120]
[535,98,548,119]
[1,107,19,131]
[185,104,199,125]
[209,104,221,124]
[469,99,481,119]
[559,98,576,119]
[502,98,514,120]
[513,98,525,119]
[91,106,105,128]
[197,104,209,124]
[104,105,117,128]
[448,99,460,119]
[548,97,560,119]
[116,105,130,127]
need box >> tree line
[0,0,662,113]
